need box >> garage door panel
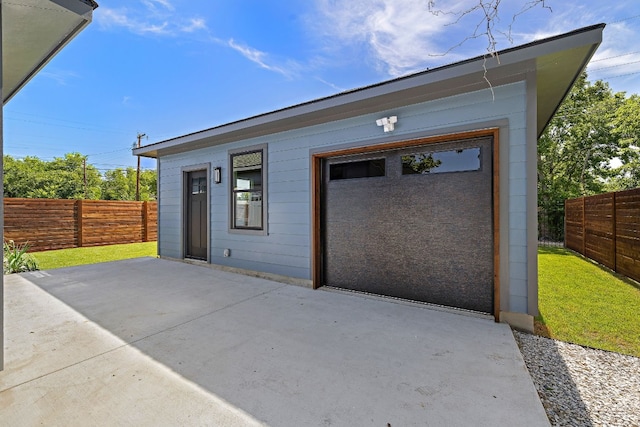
[323,137,494,313]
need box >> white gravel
[514,331,640,427]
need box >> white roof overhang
[2,0,98,104]
[135,24,604,159]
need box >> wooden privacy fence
[565,188,640,283]
[4,198,157,252]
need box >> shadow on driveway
[1,258,550,426]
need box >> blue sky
[5,0,640,173]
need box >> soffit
[2,0,97,104]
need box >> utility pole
[136,133,146,201]
[83,158,87,199]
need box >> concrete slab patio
[1,258,549,426]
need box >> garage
[135,25,605,329]
[321,134,496,313]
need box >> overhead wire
[4,110,134,135]
[608,14,640,25]
[5,10,640,168]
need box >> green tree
[3,153,101,199]
[140,169,158,200]
[48,153,102,199]
[101,168,135,200]
[537,73,627,240]
[538,73,625,208]
[101,167,157,201]
[4,155,46,198]
[605,95,640,191]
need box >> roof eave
[2,0,97,105]
[134,24,604,159]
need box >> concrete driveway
[1,258,549,426]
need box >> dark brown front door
[186,170,208,260]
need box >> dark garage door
[322,137,494,313]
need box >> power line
[3,116,132,134]
[135,133,147,202]
[608,14,640,24]
[588,59,640,72]
[91,163,133,168]
[591,50,640,63]
[86,148,131,156]
[597,70,640,80]
[4,110,134,135]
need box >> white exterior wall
[158,81,534,315]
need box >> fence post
[564,199,567,248]
[142,201,149,242]
[613,191,617,273]
[76,199,83,248]
[581,196,585,256]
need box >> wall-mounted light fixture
[376,116,398,132]
[214,167,222,184]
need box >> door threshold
[183,257,208,264]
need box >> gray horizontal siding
[209,255,310,279]
[269,202,309,215]
[157,82,529,308]
[269,191,310,204]
[270,168,309,183]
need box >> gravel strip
[514,331,640,426]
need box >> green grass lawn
[537,247,640,357]
[33,242,157,270]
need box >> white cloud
[40,70,79,85]
[141,0,175,12]
[311,0,561,76]
[507,3,594,44]
[504,2,640,93]
[96,4,206,37]
[228,39,297,78]
[314,0,461,76]
[315,77,345,93]
[181,18,207,33]
[96,8,169,35]
[97,8,132,29]
[587,22,640,93]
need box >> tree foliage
[3,153,157,201]
[101,167,157,201]
[608,94,640,190]
[538,73,640,239]
[4,153,102,199]
[538,73,633,207]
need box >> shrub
[3,240,39,274]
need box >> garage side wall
[157,81,531,314]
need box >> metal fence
[538,203,565,247]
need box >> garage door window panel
[402,147,481,175]
[329,158,386,180]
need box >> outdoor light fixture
[214,167,222,184]
[376,116,398,132]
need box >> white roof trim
[135,24,604,158]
